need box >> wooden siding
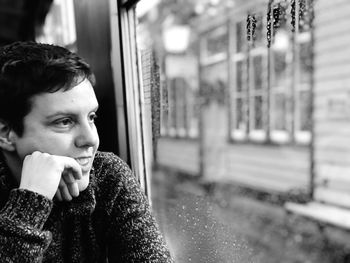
[205,144,310,193]
[157,103,310,194]
[313,0,350,206]
[157,138,200,175]
[156,137,310,193]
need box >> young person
[0,41,173,262]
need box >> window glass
[253,13,264,47]
[168,79,177,132]
[36,0,77,50]
[160,78,169,136]
[272,49,288,88]
[253,56,263,90]
[254,95,263,130]
[201,61,227,105]
[273,92,287,130]
[299,41,312,84]
[236,21,245,53]
[235,97,244,130]
[206,28,228,57]
[233,58,247,132]
[175,79,187,135]
[133,0,350,262]
[236,60,245,92]
[299,90,312,131]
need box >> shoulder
[91,151,133,188]
[93,151,131,175]
[90,151,141,205]
[90,152,148,217]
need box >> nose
[75,121,99,149]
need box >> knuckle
[42,152,50,157]
[32,151,42,156]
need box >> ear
[0,119,16,152]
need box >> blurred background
[2,0,350,262]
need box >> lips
[75,157,91,166]
[75,157,93,174]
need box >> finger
[59,183,73,201]
[62,171,76,184]
[62,172,79,197]
[57,156,82,180]
[67,181,79,197]
[55,190,62,201]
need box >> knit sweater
[0,151,173,262]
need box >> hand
[19,151,82,200]
[54,171,80,202]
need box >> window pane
[273,93,287,130]
[236,98,244,129]
[206,27,228,57]
[36,0,77,49]
[236,21,245,53]
[299,0,313,33]
[176,79,187,133]
[273,50,287,87]
[236,60,244,92]
[253,13,264,46]
[299,90,311,131]
[201,62,227,105]
[299,41,312,84]
[253,56,263,90]
[168,79,177,130]
[254,95,263,130]
[160,79,169,135]
[188,87,200,137]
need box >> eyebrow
[45,104,99,119]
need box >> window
[36,0,77,50]
[201,25,228,65]
[230,2,312,145]
[232,20,248,139]
[249,13,267,140]
[232,15,268,141]
[128,1,350,262]
[167,77,191,137]
[138,20,199,139]
[270,18,290,142]
[160,71,199,138]
[295,33,312,142]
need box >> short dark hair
[0,41,95,136]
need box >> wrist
[2,189,53,229]
[19,184,54,200]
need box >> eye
[53,117,74,128]
[89,113,98,123]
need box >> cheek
[92,129,100,151]
[15,133,74,159]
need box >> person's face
[11,79,100,192]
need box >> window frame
[231,18,248,141]
[111,0,151,198]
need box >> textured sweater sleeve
[0,189,53,263]
[103,155,173,262]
